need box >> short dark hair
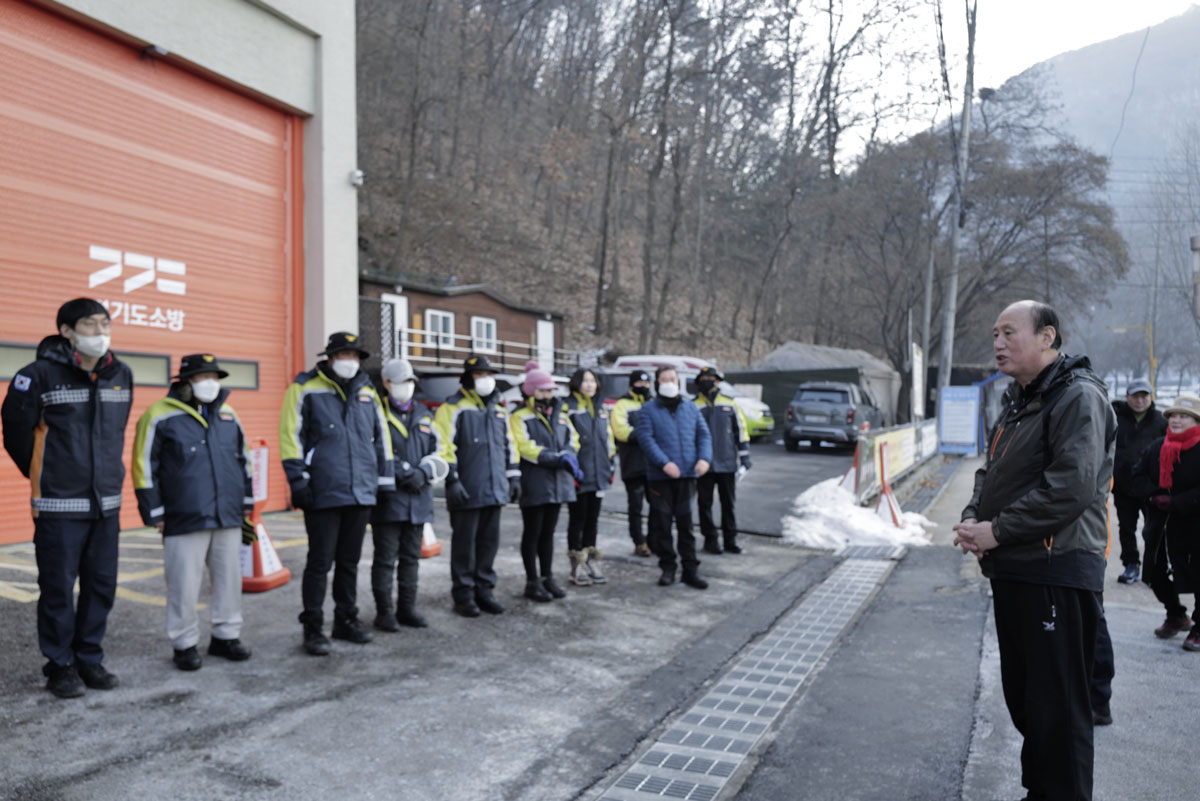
[56,298,109,330]
[1029,302,1062,349]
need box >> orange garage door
[0,0,303,544]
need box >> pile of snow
[781,478,934,550]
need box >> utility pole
[1190,235,1200,320]
[936,0,977,393]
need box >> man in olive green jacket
[954,300,1115,801]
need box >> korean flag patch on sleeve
[12,374,31,392]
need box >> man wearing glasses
[2,298,134,698]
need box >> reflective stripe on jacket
[511,396,579,506]
[1,336,133,519]
[694,391,749,473]
[372,397,438,525]
[636,397,713,481]
[565,392,615,492]
[133,386,252,536]
[279,363,394,509]
[433,387,519,508]
[612,394,646,480]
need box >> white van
[611,354,774,439]
[612,354,715,384]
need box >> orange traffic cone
[242,438,291,592]
[420,522,442,558]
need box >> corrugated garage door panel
[0,0,300,543]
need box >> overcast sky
[959,0,1197,88]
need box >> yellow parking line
[274,537,307,550]
[117,567,165,582]
[0,580,39,603]
[121,531,161,540]
[117,556,163,565]
[0,555,39,575]
[114,585,166,607]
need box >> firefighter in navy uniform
[611,370,654,557]
[511,365,581,602]
[371,358,439,631]
[279,332,394,656]
[133,354,254,671]
[433,355,521,617]
[693,367,752,554]
[2,298,133,698]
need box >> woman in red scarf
[1132,394,1200,650]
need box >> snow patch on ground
[781,478,934,550]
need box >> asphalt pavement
[1,446,1189,801]
[601,440,852,537]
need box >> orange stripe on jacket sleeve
[29,420,47,519]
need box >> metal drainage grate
[835,544,907,560]
[597,558,892,800]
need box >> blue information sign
[938,386,982,455]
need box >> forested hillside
[357,0,1129,371]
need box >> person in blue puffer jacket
[635,366,713,589]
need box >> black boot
[703,538,723,555]
[475,591,505,614]
[395,566,428,627]
[541,575,566,599]
[373,592,400,632]
[681,570,708,590]
[303,626,331,656]
[658,568,676,586]
[332,617,374,644]
[525,579,552,602]
[724,538,743,554]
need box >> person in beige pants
[133,354,254,670]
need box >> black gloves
[291,484,314,511]
[445,480,471,508]
[740,454,753,471]
[400,467,429,493]
[508,479,522,504]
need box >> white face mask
[73,333,110,358]
[474,376,496,397]
[191,378,221,404]
[389,382,415,404]
[657,381,680,399]
[331,359,360,380]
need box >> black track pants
[992,579,1100,801]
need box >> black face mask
[697,380,717,395]
[630,385,649,399]
[536,399,555,418]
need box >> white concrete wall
[43,0,359,362]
